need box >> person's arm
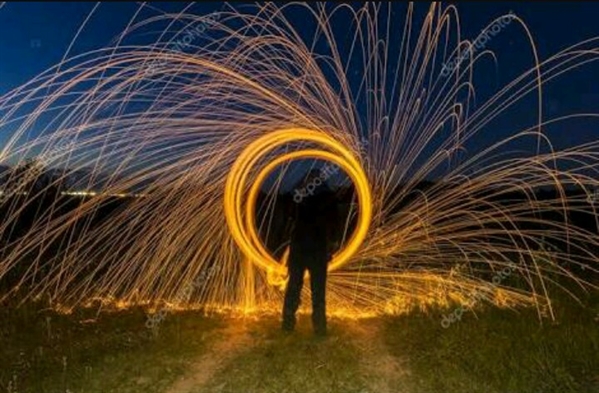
[283,197,297,251]
[284,214,294,244]
[326,193,340,259]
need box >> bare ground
[165,316,411,393]
[166,318,255,393]
[345,318,412,393]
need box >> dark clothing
[282,250,328,334]
[282,188,338,335]
[290,188,336,256]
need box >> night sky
[0,2,598,178]
[1,2,598,91]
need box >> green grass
[2,295,598,393]
[383,293,599,393]
[0,303,221,393]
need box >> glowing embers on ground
[224,128,373,286]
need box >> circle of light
[224,128,372,283]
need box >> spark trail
[0,3,598,319]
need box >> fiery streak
[0,3,598,318]
[224,127,373,283]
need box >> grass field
[1,294,598,393]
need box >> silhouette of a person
[282,168,339,336]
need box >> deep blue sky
[1,2,597,93]
[0,2,598,179]
[0,2,221,93]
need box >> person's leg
[282,258,305,331]
[308,257,328,336]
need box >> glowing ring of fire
[224,128,372,283]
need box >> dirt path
[166,317,410,393]
[345,318,412,393]
[166,319,254,393]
